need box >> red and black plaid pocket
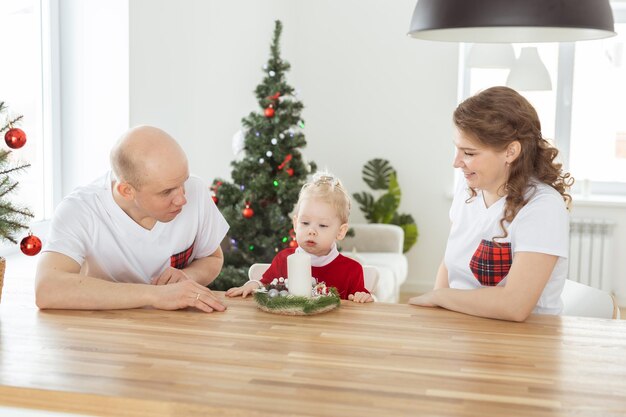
[469,239,512,286]
[170,241,195,269]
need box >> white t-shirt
[44,172,229,284]
[445,180,569,315]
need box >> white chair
[561,279,620,319]
[340,223,408,303]
[247,263,380,294]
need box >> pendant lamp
[506,47,552,91]
[408,0,616,43]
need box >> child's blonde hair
[295,171,351,224]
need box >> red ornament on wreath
[20,233,42,256]
[264,105,275,118]
[211,194,218,205]
[5,127,27,149]
[242,203,254,219]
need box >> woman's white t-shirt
[44,172,229,284]
[445,180,569,315]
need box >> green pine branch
[0,100,34,244]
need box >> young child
[225,172,373,303]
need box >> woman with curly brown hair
[410,86,573,322]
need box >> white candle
[287,252,312,297]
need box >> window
[460,3,626,199]
[0,0,56,253]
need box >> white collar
[295,242,339,267]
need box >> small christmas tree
[210,21,316,290]
[0,101,33,244]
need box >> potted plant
[353,159,418,253]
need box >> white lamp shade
[467,43,516,68]
[506,47,552,91]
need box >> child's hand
[225,281,260,298]
[348,291,374,303]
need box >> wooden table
[1,293,626,417]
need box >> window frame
[459,2,626,201]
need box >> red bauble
[264,107,275,118]
[288,239,298,248]
[20,233,42,256]
[242,205,254,219]
[286,168,294,176]
[211,194,218,205]
[5,128,27,149]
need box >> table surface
[1,292,626,417]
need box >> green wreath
[253,287,340,315]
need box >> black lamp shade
[408,0,616,42]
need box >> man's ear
[506,141,522,163]
[115,181,135,200]
[336,223,349,241]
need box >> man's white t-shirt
[445,180,569,315]
[44,172,229,284]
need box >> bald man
[35,126,229,313]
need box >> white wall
[128,0,459,292]
[59,0,129,196]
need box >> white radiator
[568,218,616,291]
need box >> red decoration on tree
[277,154,292,170]
[5,127,27,149]
[288,228,297,248]
[264,106,275,118]
[210,181,222,205]
[20,232,42,256]
[278,154,294,176]
[242,203,254,219]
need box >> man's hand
[151,279,226,313]
[151,267,191,285]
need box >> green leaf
[352,192,376,222]
[362,159,395,190]
[388,173,401,207]
[401,223,418,253]
[372,193,398,224]
[391,213,418,253]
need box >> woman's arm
[433,260,449,289]
[410,252,557,322]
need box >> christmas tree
[0,101,33,244]
[210,20,316,291]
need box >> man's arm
[35,251,225,312]
[151,246,224,286]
